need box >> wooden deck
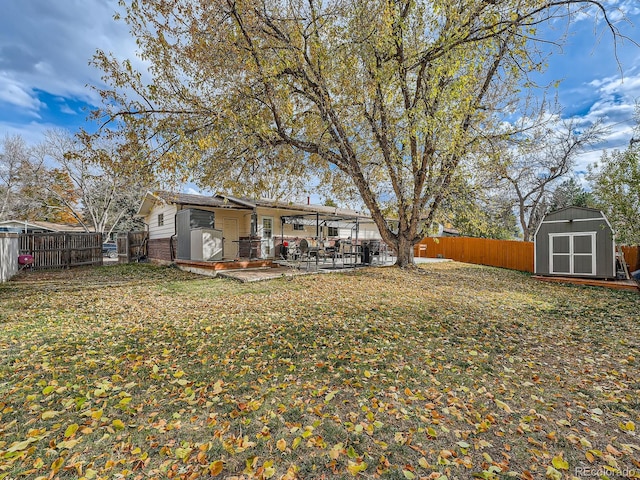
[533,275,640,292]
[176,258,276,272]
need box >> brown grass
[0,262,638,479]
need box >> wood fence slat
[117,231,148,263]
[415,238,639,274]
[621,246,640,272]
[19,232,103,270]
[414,237,535,272]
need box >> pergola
[278,212,388,269]
[280,212,362,240]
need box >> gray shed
[534,206,616,279]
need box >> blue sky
[1,0,639,185]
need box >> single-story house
[0,220,87,234]
[136,191,384,263]
[534,206,616,279]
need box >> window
[157,213,164,227]
[293,223,305,231]
[262,217,273,238]
[327,226,339,237]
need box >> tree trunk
[394,231,415,268]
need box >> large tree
[491,118,603,241]
[0,134,40,220]
[587,140,640,245]
[94,0,623,266]
[42,129,150,236]
[439,173,520,240]
[548,177,594,211]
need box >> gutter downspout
[170,205,181,262]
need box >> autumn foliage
[1,263,639,479]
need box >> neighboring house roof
[137,191,374,221]
[0,220,87,233]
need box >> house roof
[137,191,374,221]
[0,220,88,233]
[156,191,245,209]
[250,197,372,220]
[136,191,252,217]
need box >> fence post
[64,233,69,269]
[99,233,104,266]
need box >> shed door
[549,233,596,276]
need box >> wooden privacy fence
[414,237,535,272]
[20,232,103,270]
[621,246,640,272]
[117,230,148,263]
[415,237,640,274]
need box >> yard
[0,263,639,480]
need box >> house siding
[140,193,383,260]
[358,223,382,240]
[144,201,254,260]
[148,204,177,240]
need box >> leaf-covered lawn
[1,263,639,480]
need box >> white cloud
[568,69,639,173]
[576,71,639,126]
[0,120,54,144]
[572,0,640,23]
[59,104,77,115]
[0,74,45,114]
[0,0,140,108]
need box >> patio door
[260,216,273,258]
[549,232,596,275]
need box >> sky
[1,0,639,192]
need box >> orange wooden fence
[415,237,640,274]
[414,237,534,272]
[621,246,640,272]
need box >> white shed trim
[541,217,605,224]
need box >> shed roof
[534,206,612,239]
[543,206,604,221]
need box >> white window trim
[326,226,339,237]
[261,216,273,239]
[549,232,596,276]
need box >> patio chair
[298,239,316,270]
